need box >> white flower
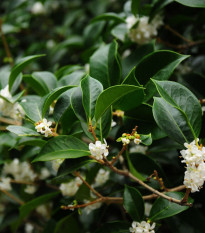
[39,167,51,179]
[83,200,102,214]
[24,185,37,194]
[31,2,46,15]
[111,120,117,127]
[51,159,64,172]
[25,223,34,233]
[89,141,109,160]
[134,138,141,145]
[202,106,205,115]
[36,203,52,219]
[144,202,152,216]
[59,177,83,197]
[35,118,53,137]
[0,177,12,191]
[92,169,110,188]
[130,145,148,154]
[126,15,163,44]
[129,221,155,233]
[3,159,37,182]
[85,63,90,73]
[122,138,130,145]
[46,40,55,49]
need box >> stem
[0,19,14,66]
[111,145,126,165]
[88,120,98,141]
[181,188,191,204]
[0,117,21,126]
[74,171,103,198]
[0,188,24,205]
[153,170,168,191]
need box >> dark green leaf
[123,185,144,221]
[94,221,130,233]
[131,0,140,15]
[54,214,80,233]
[6,126,39,137]
[175,0,205,7]
[91,13,126,24]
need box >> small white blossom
[83,199,102,214]
[0,177,12,191]
[92,169,110,188]
[129,221,156,233]
[122,138,130,145]
[130,145,148,154]
[60,177,83,197]
[36,203,52,219]
[111,120,117,127]
[46,40,55,49]
[134,138,141,145]
[39,167,51,179]
[51,159,64,172]
[126,15,163,44]
[24,185,37,194]
[85,63,90,73]
[25,223,34,233]
[31,2,46,15]
[35,118,53,137]
[144,202,152,216]
[89,141,109,160]
[202,106,205,116]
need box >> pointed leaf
[7,126,39,136]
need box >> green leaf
[41,86,75,118]
[94,221,130,233]
[134,50,189,102]
[131,0,140,15]
[153,80,202,139]
[81,75,103,119]
[53,89,74,123]
[58,70,85,86]
[91,13,126,24]
[24,72,57,96]
[150,192,193,221]
[20,100,42,122]
[175,0,205,7]
[9,54,45,91]
[95,85,144,122]
[0,90,24,104]
[33,136,90,162]
[71,86,87,122]
[54,214,80,233]
[17,137,46,147]
[20,192,59,219]
[140,133,152,146]
[6,126,40,137]
[111,23,128,42]
[90,41,121,89]
[123,185,144,221]
[153,97,198,144]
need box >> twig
[111,145,126,165]
[89,120,98,141]
[74,171,103,198]
[0,188,24,205]
[181,188,191,204]
[164,24,192,43]
[153,170,168,191]
[0,117,21,126]
[0,19,14,66]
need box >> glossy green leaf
[175,0,205,7]
[153,97,197,144]
[140,133,152,146]
[91,13,126,24]
[153,80,202,138]
[20,192,59,219]
[95,85,144,122]
[111,23,128,42]
[24,72,57,96]
[20,100,42,122]
[71,86,87,122]
[33,136,90,162]
[0,90,24,104]
[9,54,45,91]
[58,70,85,86]
[17,137,46,147]
[90,41,121,89]
[6,126,40,137]
[134,50,189,102]
[123,185,144,221]
[150,192,193,221]
[131,0,140,15]
[41,86,75,118]
[81,75,103,119]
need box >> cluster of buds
[35,118,53,137]
[117,132,141,146]
[180,139,205,193]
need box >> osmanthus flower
[92,168,110,188]
[126,15,163,44]
[89,140,109,160]
[180,139,205,192]
[129,221,156,233]
[59,177,83,197]
[0,177,12,191]
[117,132,141,146]
[35,118,53,137]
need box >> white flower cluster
[130,221,155,233]
[36,203,52,219]
[118,132,141,146]
[0,85,24,120]
[89,141,109,160]
[126,15,163,44]
[35,118,53,137]
[83,199,102,214]
[1,159,50,194]
[180,139,205,192]
[31,2,46,15]
[51,159,64,172]
[92,169,110,188]
[130,145,148,154]
[59,177,83,197]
